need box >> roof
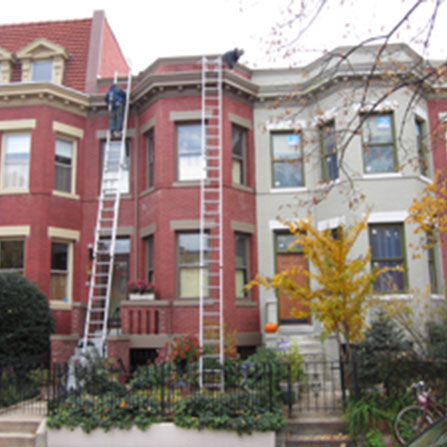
[0,18,92,91]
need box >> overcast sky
[1,0,446,74]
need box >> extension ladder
[199,56,224,391]
[81,72,132,356]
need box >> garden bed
[47,423,275,447]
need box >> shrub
[0,273,54,359]
[355,311,412,394]
[173,393,286,434]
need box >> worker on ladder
[105,83,126,138]
[223,48,244,69]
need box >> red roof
[0,18,92,92]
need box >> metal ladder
[81,71,132,356]
[199,56,224,391]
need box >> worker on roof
[105,84,126,138]
[223,48,244,69]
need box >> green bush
[173,393,286,434]
[47,392,162,433]
[0,273,54,359]
[355,312,413,394]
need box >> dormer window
[0,47,13,83]
[32,60,53,82]
[17,38,68,84]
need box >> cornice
[0,82,89,116]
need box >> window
[177,123,204,181]
[177,232,208,298]
[415,119,429,176]
[232,125,247,185]
[362,114,397,173]
[54,137,73,193]
[2,133,31,190]
[146,236,154,283]
[320,121,338,181]
[369,224,406,292]
[271,132,304,187]
[0,239,24,272]
[50,241,69,302]
[147,130,154,188]
[426,231,439,294]
[32,60,53,82]
[235,233,250,298]
[101,140,130,194]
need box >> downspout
[134,107,140,280]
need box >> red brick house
[0,11,261,369]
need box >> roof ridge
[0,17,91,29]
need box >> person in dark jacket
[105,84,126,137]
[223,48,244,69]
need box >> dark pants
[109,102,124,132]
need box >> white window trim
[48,227,78,310]
[367,211,409,224]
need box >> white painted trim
[0,119,36,130]
[269,187,308,194]
[268,220,289,231]
[414,106,428,122]
[0,225,30,237]
[362,173,403,180]
[53,121,84,139]
[140,117,156,134]
[48,226,80,241]
[367,211,409,223]
[317,216,346,231]
[228,113,252,130]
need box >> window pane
[232,126,245,157]
[232,159,242,184]
[372,261,405,292]
[362,115,392,144]
[147,131,154,188]
[370,226,402,258]
[364,145,395,173]
[276,234,298,252]
[32,60,53,81]
[50,272,67,301]
[272,133,303,187]
[102,141,130,194]
[179,233,208,264]
[51,242,68,302]
[235,270,246,298]
[321,123,338,181]
[370,225,405,292]
[51,242,68,270]
[177,124,205,181]
[0,240,24,269]
[146,236,154,283]
[235,234,247,267]
[54,138,73,193]
[4,134,30,188]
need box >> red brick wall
[50,336,79,365]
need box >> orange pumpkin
[264,322,278,333]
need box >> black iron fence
[1,354,446,419]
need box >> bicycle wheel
[394,405,435,445]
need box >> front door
[275,234,310,325]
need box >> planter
[128,293,155,301]
[47,423,275,447]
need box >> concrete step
[284,434,351,447]
[0,432,35,447]
[285,416,344,436]
[0,419,40,433]
[278,414,351,447]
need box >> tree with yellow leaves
[407,170,447,247]
[248,214,393,363]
